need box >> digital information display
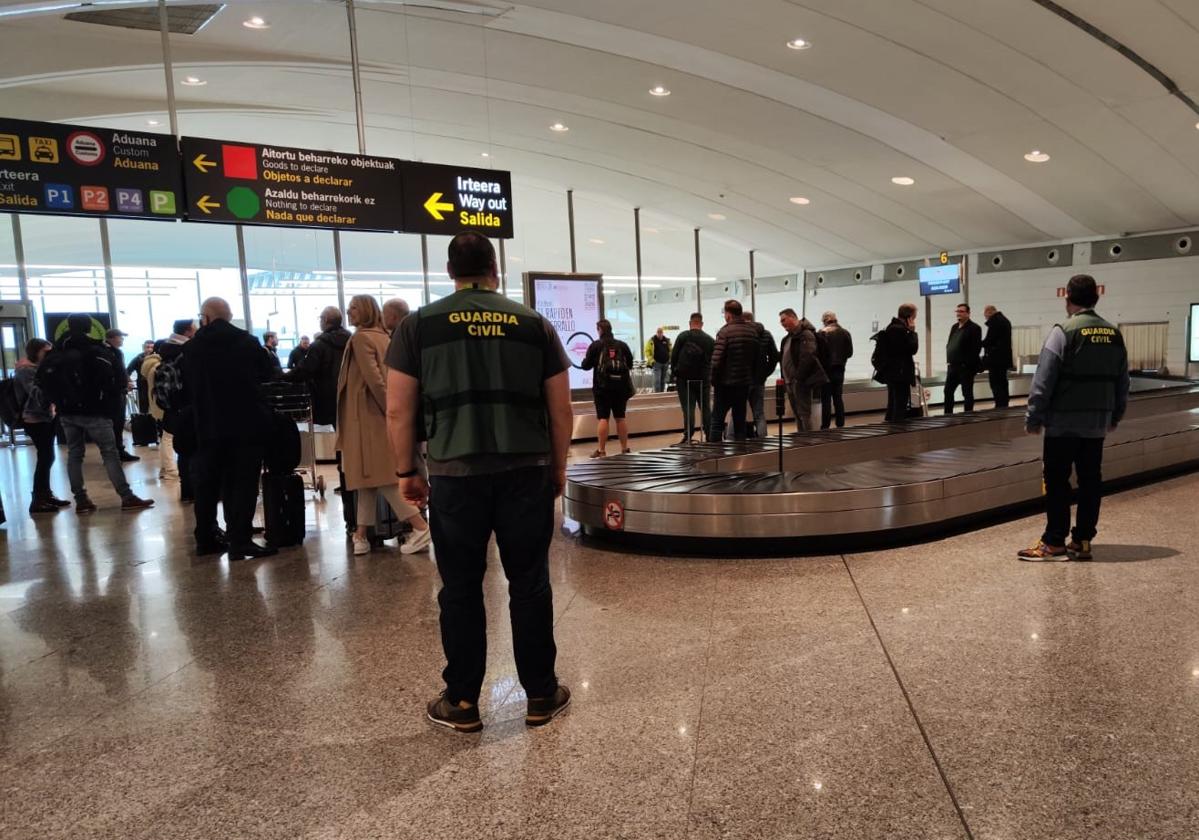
[527,273,603,392]
[0,116,182,219]
[400,161,514,238]
[180,136,405,231]
[1190,303,1199,363]
[918,263,962,296]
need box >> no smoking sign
[603,499,625,531]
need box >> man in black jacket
[779,310,828,432]
[944,303,983,414]
[818,311,853,429]
[126,339,155,414]
[182,298,276,559]
[981,305,1014,409]
[105,329,138,462]
[708,299,760,441]
[743,312,780,438]
[287,336,311,370]
[670,312,715,442]
[287,306,350,427]
[876,303,920,423]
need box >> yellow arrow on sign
[424,192,454,221]
[193,153,217,173]
[195,195,221,214]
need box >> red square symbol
[221,144,258,180]
[81,185,110,212]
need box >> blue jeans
[429,466,559,705]
[748,384,767,438]
[60,414,132,500]
[653,362,669,392]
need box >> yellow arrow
[193,153,217,173]
[424,192,454,221]
[195,195,221,214]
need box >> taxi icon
[34,144,55,162]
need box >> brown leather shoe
[120,494,155,510]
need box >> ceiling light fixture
[480,152,490,158]
[649,85,671,97]
[1024,150,1051,163]
[243,15,269,30]
[891,176,915,186]
[588,238,605,245]
[789,196,811,205]
[786,38,812,50]
[549,122,569,132]
[146,119,161,127]
[644,227,659,234]
[707,213,726,220]
[181,76,207,87]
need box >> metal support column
[694,228,702,311]
[99,218,118,327]
[420,234,431,304]
[236,225,252,330]
[924,295,933,379]
[634,207,645,354]
[158,0,180,139]
[333,229,347,314]
[749,249,757,314]
[499,238,508,296]
[11,215,28,303]
[346,0,368,154]
[567,189,577,272]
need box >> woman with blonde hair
[337,294,431,555]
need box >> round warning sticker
[66,131,105,166]
[603,499,625,531]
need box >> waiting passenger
[382,298,411,335]
[14,338,69,514]
[144,319,197,500]
[743,312,780,439]
[670,312,714,442]
[581,319,635,458]
[647,327,671,392]
[287,335,311,370]
[874,303,920,423]
[981,305,1014,409]
[778,309,827,432]
[709,299,759,442]
[1018,274,1129,561]
[37,315,154,513]
[104,329,138,463]
[125,339,156,415]
[262,331,283,373]
[944,303,982,414]
[818,311,853,429]
[288,307,350,427]
[336,294,431,556]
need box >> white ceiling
[1,0,1198,277]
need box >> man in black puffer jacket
[287,306,350,427]
[708,299,760,441]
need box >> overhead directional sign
[180,136,405,232]
[400,161,514,238]
[0,116,182,219]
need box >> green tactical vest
[1049,309,1126,414]
[415,287,553,461]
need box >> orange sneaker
[1017,541,1068,561]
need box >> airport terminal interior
[3,1,1199,837]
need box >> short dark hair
[26,337,51,361]
[689,312,703,322]
[447,231,496,279]
[723,299,743,317]
[173,319,194,335]
[1066,274,1100,308]
[898,303,918,320]
[779,308,798,319]
[956,303,970,312]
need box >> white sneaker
[400,527,432,555]
[351,536,371,556]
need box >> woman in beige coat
[337,294,431,556]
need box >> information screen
[918,264,962,296]
[1190,303,1199,363]
[528,273,603,392]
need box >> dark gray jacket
[710,317,761,387]
[819,323,854,369]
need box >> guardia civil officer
[1018,274,1129,561]
[386,231,574,733]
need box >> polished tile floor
[1,426,1197,840]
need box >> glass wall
[20,215,107,336]
[242,226,337,351]
[574,194,637,347]
[340,231,426,314]
[640,211,702,362]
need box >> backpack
[36,343,115,414]
[870,331,887,384]
[0,378,22,429]
[597,341,632,393]
[152,356,184,413]
[675,335,707,381]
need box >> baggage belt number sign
[0,116,182,219]
[181,136,405,232]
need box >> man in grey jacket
[779,309,827,432]
[1018,275,1129,561]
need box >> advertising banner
[44,311,111,343]
[400,161,514,238]
[526,273,604,392]
[0,117,182,219]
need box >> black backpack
[675,336,707,381]
[36,343,114,414]
[0,378,22,429]
[870,331,887,384]
[152,356,184,413]
[597,341,632,393]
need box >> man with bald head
[383,298,411,335]
[181,297,277,559]
[287,305,350,427]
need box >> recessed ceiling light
[789,196,811,205]
[786,38,812,50]
[146,119,161,127]
[649,85,671,97]
[181,76,207,87]
[1024,150,1051,163]
[480,152,490,158]
[707,213,726,221]
[243,16,269,30]
[891,176,915,186]
[549,122,569,132]
[589,238,605,245]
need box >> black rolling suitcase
[131,413,158,446]
[343,488,408,545]
[262,472,306,547]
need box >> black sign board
[0,117,183,219]
[400,161,514,238]
[180,136,404,232]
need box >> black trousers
[989,369,1010,409]
[943,365,975,414]
[885,382,909,423]
[1042,435,1105,546]
[25,421,56,498]
[710,384,750,441]
[821,366,847,429]
[111,402,127,451]
[429,466,559,706]
[677,379,711,440]
[193,442,263,546]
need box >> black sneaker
[29,498,60,515]
[119,451,140,463]
[426,693,482,733]
[75,496,98,515]
[526,685,571,727]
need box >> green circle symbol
[226,186,261,220]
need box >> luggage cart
[261,381,326,499]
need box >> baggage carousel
[563,377,1199,555]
